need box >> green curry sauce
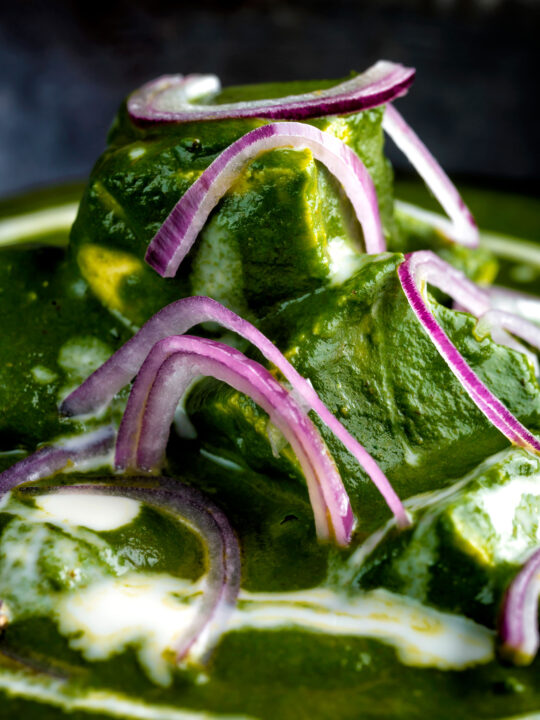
[1,78,540,720]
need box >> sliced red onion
[128,61,415,124]
[0,426,115,499]
[499,548,540,665]
[432,260,540,375]
[128,74,220,122]
[19,479,240,665]
[486,285,540,326]
[395,200,470,246]
[398,251,540,453]
[61,296,407,529]
[402,248,539,374]
[384,106,479,247]
[145,122,385,277]
[117,335,354,546]
[411,252,491,318]
[475,309,540,376]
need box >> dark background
[0,0,539,198]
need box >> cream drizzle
[0,669,252,720]
[1,488,495,688]
[35,493,141,532]
[55,572,494,686]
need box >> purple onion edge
[129,70,415,126]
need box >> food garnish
[18,481,241,665]
[398,251,540,453]
[127,61,414,123]
[145,122,385,277]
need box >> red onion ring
[18,480,240,664]
[117,335,354,546]
[128,62,415,124]
[486,285,540,326]
[60,296,407,530]
[499,548,540,665]
[145,122,385,277]
[447,279,540,374]
[398,251,540,453]
[0,426,115,498]
[475,309,540,376]
[404,250,490,317]
[384,106,479,247]
[1,436,240,667]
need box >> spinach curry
[1,71,540,720]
